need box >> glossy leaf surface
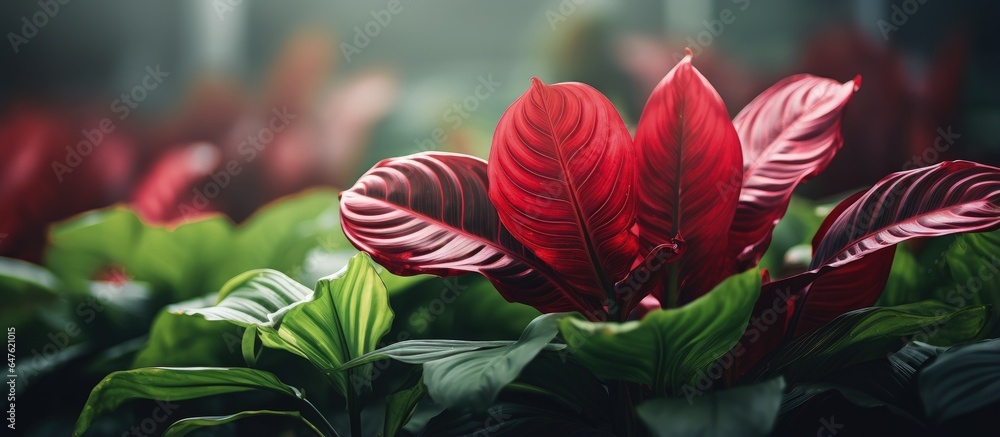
[793,161,1000,335]
[340,152,603,317]
[74,367,302,436]
[182,253,394,395]
[919,339,1000,427]
[162,410,323,437]
[744,300,988,384]
[489,78,637,302]
[559,269,760,395]
[729,75,859,270]
[634,50,743,304]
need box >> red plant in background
[0,107,133,263]
[0,30,398,263]
[343,49,1000,376]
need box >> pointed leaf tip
[852,75,862,90]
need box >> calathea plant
[339,48,1000,434]
[72,50,1000,436]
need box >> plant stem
[300,398,341,437]
[609,380,649,436]
[346,375,363,437]
[665,262,680,308]
[607,311,638,436]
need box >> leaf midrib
[536,85,616,300]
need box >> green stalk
[607,297,644,435]
[300,397,340,437]
[346,376,363,437]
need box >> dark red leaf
[488,78,638,303]
[791,249,896,337]
[732,271,800,379]
[634,49,743,305]
[812,161,1000,269]
[729,75,860,270]
[790,161,1000,335]
[340,152,604,318]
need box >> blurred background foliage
[0,0,998,435]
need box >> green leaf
[758,196,826,273]
[505,354,611,424]
[48,208,234,298]
[933,231,1000,336]
[162,410,324,437]
[745,300,989,384]
[180,269,313,329]
[877,245,924,307]
[559,269,761,394]
[385,275,541,341]
[73,367,302,436]
[46,190,347,301]
[384,370,427,437]
[341,339,564,370]
[637,378,785,437]
[0,257,60,326]
[421,313,568,411]
[218,189,352,285]
[919,339,1000,427]
[780,341,946,425]
[133,295,247,368]
[879,231,1000,337]
[182,253,394,396]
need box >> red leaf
[732,270,799,379]
[634,50,743,305]
[789,161,1000,335]
[812,161,1000,269]
[488,78,638,303]
[791,249,895,337]
[729,75,860,270]
[130,143,222,224]
[340,152,605,318]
